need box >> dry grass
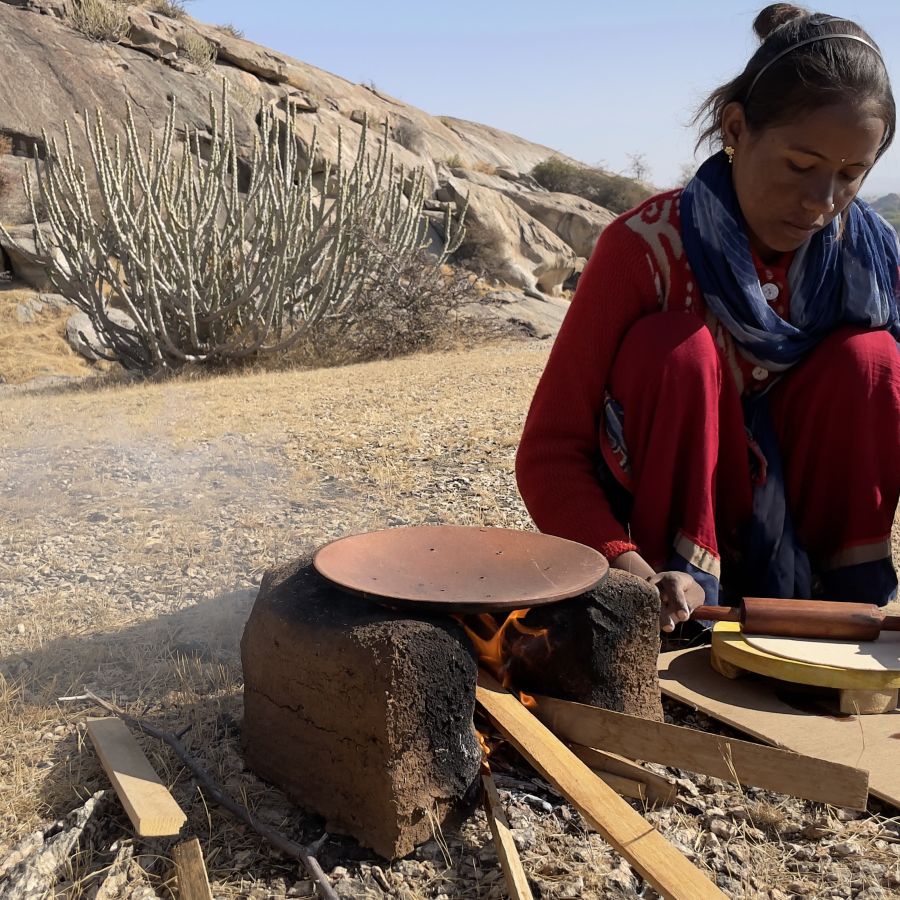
[0,287,101,383]
[0,340,545,894]
[217,21,244,39]
[1,341,898,896]
[471,161,498,176]
[144,0,189,17]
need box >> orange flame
[476,728,492,759]
[459,608,550,691]
[519,691,537,710]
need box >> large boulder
[465,289,571,340]
[506,190,616,259]
[0,0,611,294]
[0,224,65,290]
[66,309,136,360]
[438,177,578,294]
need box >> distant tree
[676,162,697,187]
[626,152,651,184]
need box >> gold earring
[724,145,736,165]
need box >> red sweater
[515,188,795,561]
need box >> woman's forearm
[610,550,656,580]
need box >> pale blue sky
[189,1,900,197]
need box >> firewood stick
[481,765,534,900]
[568,745,677,806]
[475,671,727,900]
[532,693,868,810]
[79,690,339,900]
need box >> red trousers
[602,312,900,602]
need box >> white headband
[746,33,884,100]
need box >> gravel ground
[0,339,898,899]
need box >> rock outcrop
[0,0,618,329]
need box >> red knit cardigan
[514,188,794,561]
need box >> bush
[178,31,217,71]
[295,252,477,366]
[451,217,508,276]
[218,22,244,38]
[70,0,130,43]
[146,0,189,17]
[531,157,652,214]
[3,90,467,375]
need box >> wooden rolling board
[658,646,900,808]
[745,630,900,672]
[712,622,900,690]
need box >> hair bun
[753,3,809,41]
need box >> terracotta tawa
[312,525,609,613]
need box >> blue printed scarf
[680,150,900,600]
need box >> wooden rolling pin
[691,596,900,641]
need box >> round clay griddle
[745,631,900,673]
[313,525,609,613]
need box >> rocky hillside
[0,0,621,342]
[872,193,900,231]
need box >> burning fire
[476,728,492,759]
[519,691,537,710]
[460,608,550,703]
[464,610,550,765]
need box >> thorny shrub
[178,32,217,72]
[451,217,508,278]
[294,240,480,367]
[531,156,652,214]
[145,0,190,18]
[69,0,130,43]
[217,22,244,39]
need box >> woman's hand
[610,552,706,632]
[649,571,707,632]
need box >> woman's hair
[695,4,895,159]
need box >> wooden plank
[86,717,187,837]
[475,671,726,900]
[659,645,900,808]
[594,770,646,802]
[173,837,214,900]
[481,768,534,900]
[532,693,868,810]
[569,745,676,806]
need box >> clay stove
[240,527,662,859]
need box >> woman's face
[721,99,885,262]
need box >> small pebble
[709,818,735,840]
[829,841,857,858]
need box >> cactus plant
[1,85,466,374]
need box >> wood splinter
[481,765,534,900]
[173,837,214,900]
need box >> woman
[515,4,900,633]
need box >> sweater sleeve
[515,215,660,560]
